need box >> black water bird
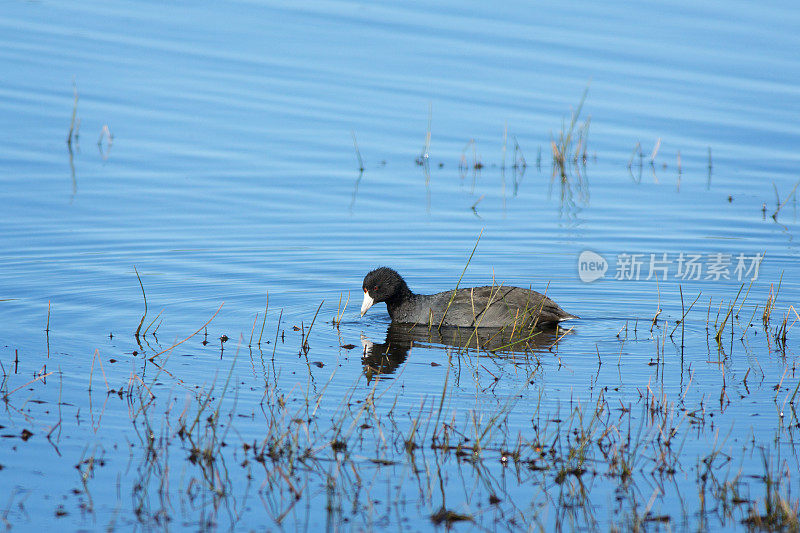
[360,267,577,328]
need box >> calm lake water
[2,0,799,530]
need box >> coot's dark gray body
[360,267,577,328]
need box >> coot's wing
[445,286,568,327]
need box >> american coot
[360,267,577,328]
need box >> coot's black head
[360,267,411,317]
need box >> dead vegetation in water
[551,85,592,181]
[1,276,798,531]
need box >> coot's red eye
[373,286,379,291]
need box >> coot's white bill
[360,292,375,317]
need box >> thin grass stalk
[151,303,224,358]
[258,291,269,345]
[302,300,324,350]
[66,81,78,145]
[134,266,147,337]
[272,309,283,359]
[351,130,364,172]
[438,228,483,329]
[143,309,163,337]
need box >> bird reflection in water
[360,322,571,381]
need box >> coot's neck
[385,283,414,320]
